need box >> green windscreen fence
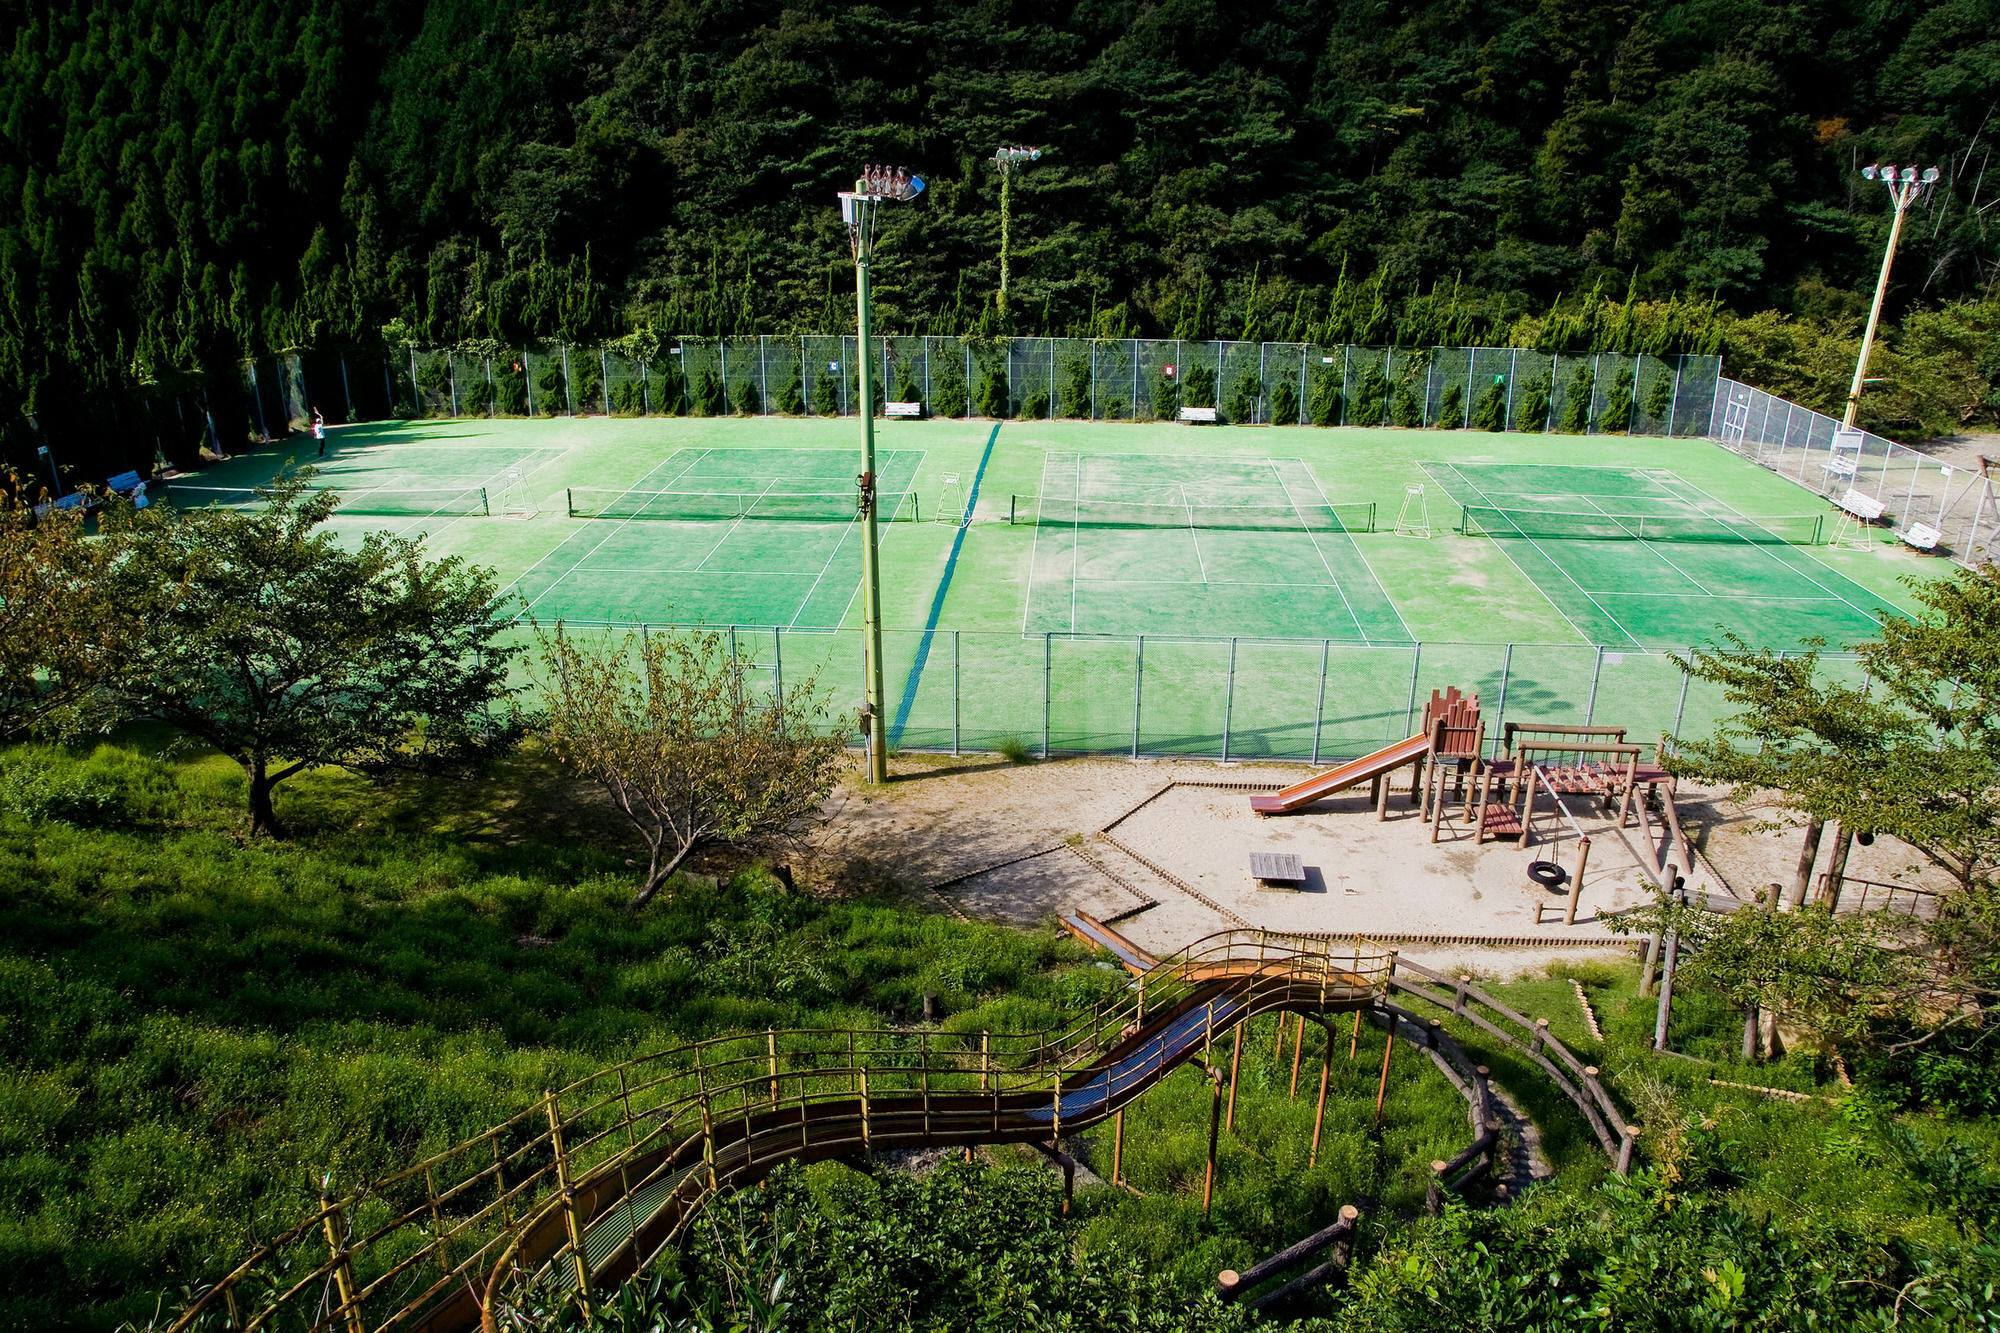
[164,483,491,516]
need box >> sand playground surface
[810,751,1955,978]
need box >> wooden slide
[1249,732,1432,815]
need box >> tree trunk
[628,841,695,911]
[1741,1005,1760,1062]
[247,759,283,837]
[1786,816,1825,910]
[1821,824,1856,909]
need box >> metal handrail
[166,928,1389,1333]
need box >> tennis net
[164,484,491,516]
[567,488,919,521]
[1459,506,1823,545]
[1009,496,1376,533]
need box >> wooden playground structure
[1254,689,1696,924]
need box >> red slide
[1250,733,1431,814]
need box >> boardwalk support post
[1203,1065,1224,1217]
[545,1093,592,1318]
[318,1180,367,1333]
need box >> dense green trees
[2,0,1997,457]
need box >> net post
[1132,635,1144,760]
[952,629,960,757]
[1312,639,1329,765]
[1042,632,1052,759]
[1221,637,1236,762]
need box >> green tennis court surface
[1022,453,1410,641]
[513,446,923,627]
[1421,461,1905,649]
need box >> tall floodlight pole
[840,164,924,785]
[992,147,1041,317]
[1843,163,1941,429]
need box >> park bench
[1178,405,1219,423]
[885,401,924,418]
[1898,520,1941,552]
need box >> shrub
[1437,382,1464,428]
[1473,379,1509,431]
[1269,378,1300,425]
[1020,389,1049,420]
[977,364,1010,418]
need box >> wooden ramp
[1060,910,1160,974]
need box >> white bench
[1837,488,1885,521]
[1178,405,1218,423]
[1899,521,1941,552]
[1820,455,1858,481]
[885,401,924,418]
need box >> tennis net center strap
[1459,506,1823,545]
[566,488,919,521]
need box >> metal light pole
[839,165,924,785]
[992,147,1040,317]
[1843,163,1941,429]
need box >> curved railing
[166,930,1389,1333]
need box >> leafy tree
[107,475,516,835]
[1643,370,1677,424]
[734,377,761,416]
[1058,353,1091,419]
[812,367,839,416]
[533,624,850,909]
[1150,370,1180,421]
[536,357,570,415]
[1668,567,2000,1056]
[0,483,148,739]
[1019,389,1049,420]
[1352,368,1389,426]
[1182,363,1216,409]
[930,358,967,418]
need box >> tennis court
[1020,453,1410,641]
[1421,461,1904,649]
[511,446,924,627]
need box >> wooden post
[1347,1008,1361,1060]
[544,1093,593,1317]
[1333,1205,1359,1268]
[1654,878,1685,1051]
[1516,764,1537,849]
[1112,1109,1125,1185]
[980,1031,990,1091]
[1226,1023,1243,1131]
[767,1029,779,1104]
[859,1068,871,1152]
[1530,1018,1548,1056]
[1742,1005,1760,1061]
[1310,1028,1332,1167]
[1821,823,1856,908]
[1375,766,1391,819]
[1425,1160,1447,1215]
[1616,1125,1639,1175]
[1289,1013,1306,1097]
[1372,1013,1394,1128]
[1203,1066,1224,1217]
[1565,835,1589,925]
[318,1182,368,1333]
[1787,816,1825,909]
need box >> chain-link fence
[1711,377,1997,567]
[495,621,1859,764]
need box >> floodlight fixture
[834,164,925,784]
[1842,158,1944,429]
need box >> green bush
[1308,373,1342,426]
[693,368,728,416]
[535,358,569,415]
[1473,379,1508,431]
[1181,363,1216,408]
[977,364,1010,418]
[813,368,839,415]
[1351,368,1388,426]
[1058,354,1091,419]
[1557,363,1593,433]
[734,377,761,415]
[775,365,805,415]
[1152,372,1180,421]
[1436,382,1464,428]
[930,359,967,418]
[1020,389,1049,420]
[1269,378,1300,425]
[1226,371,1260,423]
[1515,372,1552,432]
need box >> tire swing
[1527,860,1570,891]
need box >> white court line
[1072,453,1084,631]
[1269,459,1368,643]
[1298,459,1417,642]
[513,448,711,615]
[1020,446,1055,636]
[1425,461,1634,649]
[1573,492,1718,597]
[1650,474,1900,625]
[1178,482,1210,585]
[689,480,780,573]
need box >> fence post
[1491,644,1514,760]
[1616,1125,1639,1175]
[1403,644,1423,737]
[1672,656,1691,743]
[317,1181,368,1333]
[447,353,459,417]
[602,348,612,414]
[952,630,960,756]
[1505,349,1517,429]
[1667,355,1683,435]
[1221,637,1237,761]
[1132,635,1144,759]
[1311,639,1329,764]
[545,1091,593,1314]
[1043,632,1052,759]
[1585,645,1604,726]
[339,354,355,421]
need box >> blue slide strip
[888,423,1002,748]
